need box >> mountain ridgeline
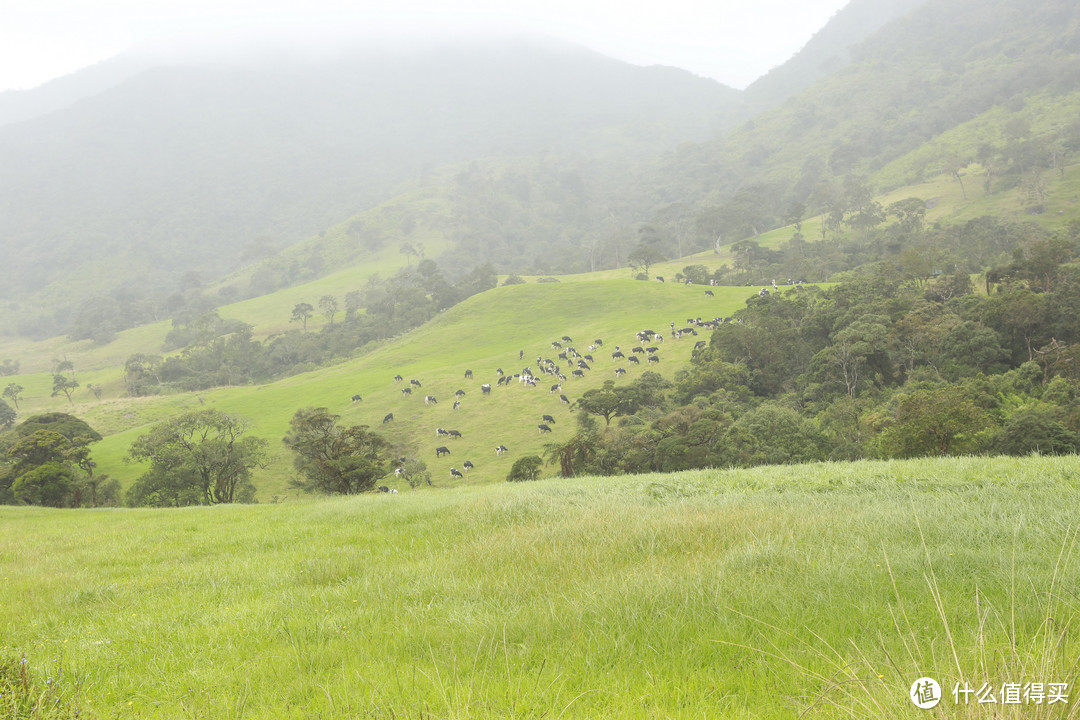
[1,0,1080,341]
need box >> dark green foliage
[875,386,995,457]
[994,408,1080,455]
[282,408,389,494]
[126,410,266,506]
[0,413,103,507]
[507,455,544,482]
[0,399,14,430]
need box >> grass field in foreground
[3,454,1079,719]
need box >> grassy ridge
[3,455,1079,718]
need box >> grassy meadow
[3,454,1080,718]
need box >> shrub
[506,455,543,482]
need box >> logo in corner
[910,677,942,709]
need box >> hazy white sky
[0,0,850,92]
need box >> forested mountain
[0,40,740,336]
[644,0,1080,246]
[3,0,1080,342]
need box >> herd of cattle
[349,304,749,487]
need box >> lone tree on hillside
[319,295,339,326]
[628,244,666,277]
[282,407,389,494]
[290,302,314,331]
[2,382,23,410]
[126,410,267,506]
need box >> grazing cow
[411,379,422,387]
[425,395,438,405]
[481,383,492,394]
[542,414,556,424]
[401,387,412,396]
[450,468,464,478]
[615,367,627,376]
[646,346,658,354]
[584,354,594,362]
[593,339,603,346]
[561,335,573,342]
[465,369,473,379]
[648,355,660,364]
[560,394,570,404]
[538,424,552,433]
[551,341,562,349]
[453,400,461,410]
[436,428,449,436]
[394,375,403,383]
[351,394,362,403]
[394,467,404,477]
[628,356,640,364]
[572,369,585,378]
[448,430,463,438]
[577,360,590,370]
[383,413,394,423]
[705,290,714,297]
[519,349,524,360]
[496,368,504,376]
[495,445,509,456]
[455,389,466,397]
[558,351,568,360]
[612,351,625,359]
[436,446,451,457]
[656,276,665,283]
[632,346,645,354]
[378,486,390,493]
[463,460,474,471]
[550,383,561,394]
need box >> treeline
[123,260,496,395]
[549,220,1080,475]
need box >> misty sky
[1,0,850,92]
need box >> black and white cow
[450,468,464,478]
[351,394,362,403]
[538,424,552,433]
[425,395,438,405]
[436,446,451,457]
[463,460,474,471]
[481,383,492,395]
[542,414,556,424]
[560,394,570,404]
[495,445,509,456]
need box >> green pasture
[3,455,1079,718]
[39,279,757,495]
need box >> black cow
[648,355,660,364]
[463,460,474,471]
[351,394,362,403]
[436,446,451,457]
[572,369,585,378]
[455,389,466,397]
[410,379,422,387]
[612,351,625,359]
[448,430,463,438]
[401,387,412,396]
[593,339,603,346]
[632,347,645,354]
[646,347,658,353]
[394,374,403,383]
[705,290,714,296]
[628,356,640,364]
[615,368,626,376]
[656,276,665,283]
[577,360,590,370]
[542,414,556,424]
[465,369,473,379]
[538,424,552,433]
[383,413,394,423]
[560,394,570,404]
[561,335,572,342]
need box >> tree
[318,295,339,326]
[127,410,266,506]
[282,407,389,494]
[627,244,666,276]
[51,374,79,406]
[1,413,102,507]
[507,456,543,482]
[876,387,994,458]
[0,399,15,430]
[2,383,23,411]
[290,303,314,331]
